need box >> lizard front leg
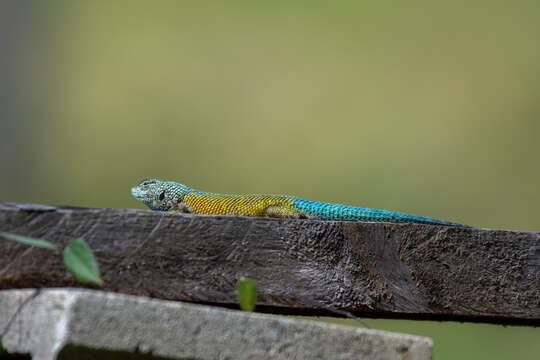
[168,199,194,213]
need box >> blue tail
[292,198,468,227]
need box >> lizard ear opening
[159,191,165,201]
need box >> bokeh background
[1,1,539,358]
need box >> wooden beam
[0,203,538,325]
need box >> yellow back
[183,193,297,217]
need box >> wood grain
[1,203,538,325]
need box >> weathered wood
[0,203,538,325]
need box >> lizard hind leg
[266,205,311,219]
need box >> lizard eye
[140,179,155,186]
[159,191,165,200]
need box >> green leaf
[63,238,103,286]
[0,339,5,356]
[0,232,58,252]
[236,278,257,312]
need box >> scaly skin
[131,179,468,227]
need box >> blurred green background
[1,1,538,358]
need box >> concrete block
[0,289,432,360]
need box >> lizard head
[131,179,192,211]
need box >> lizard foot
[169,201,194,214]
[266,205,311,219]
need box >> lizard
[131,179,468,227]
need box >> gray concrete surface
[0,289,433,360]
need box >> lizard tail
[292,198,469,227]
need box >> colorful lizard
[131,179,468,226]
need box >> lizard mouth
[131,186,143,200]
